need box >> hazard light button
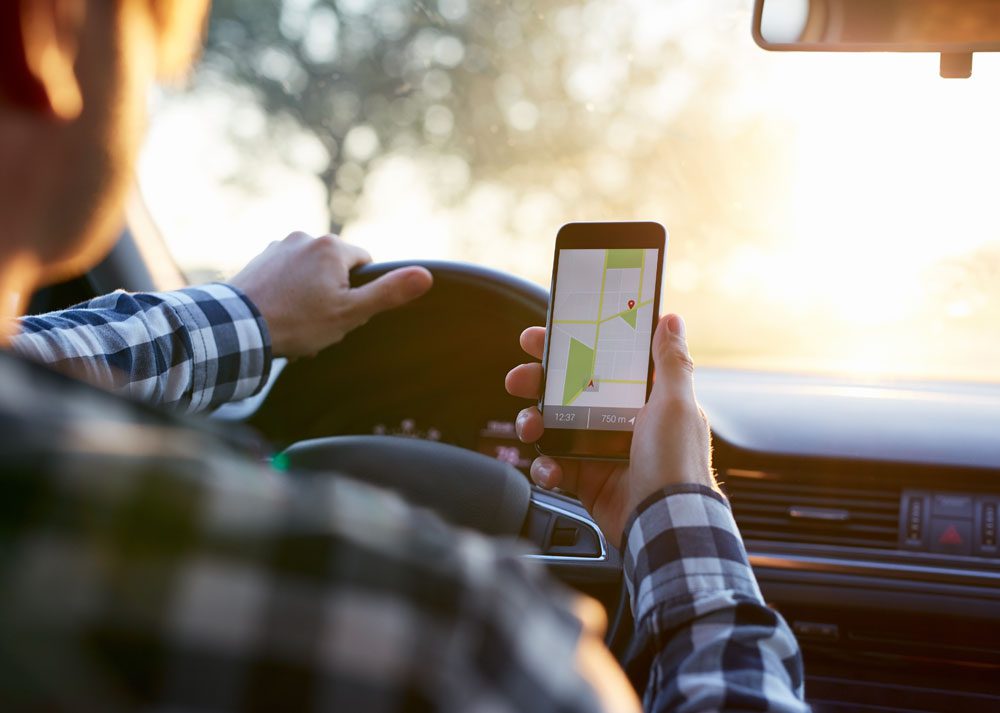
[929,519,972,555]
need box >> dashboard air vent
[723,469,901,550]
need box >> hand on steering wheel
[231,232,433,358]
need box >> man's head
[0,0,208,288]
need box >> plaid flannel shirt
[12,284,271,413]
[0,332,806,711]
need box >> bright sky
[137,1,1000,381]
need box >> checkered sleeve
[12,283,271,413]
[623,484,808,712]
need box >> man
[0,2,807,712]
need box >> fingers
[348,266,433,324]
[284,232,372,269]
[650,313,695,401]
[519,326,545,360]
[515,405,544,443]
[530,456,564,490]
[329,235,373,270]
[530,456,582,495]
[505,362,542,399]
[282,230,313,245]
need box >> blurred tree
[196,0,791,255]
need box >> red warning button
[939,524,963,545]
[930,519,972,555]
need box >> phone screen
[542,247,660,433]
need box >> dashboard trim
[749,550,1000,589]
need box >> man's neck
[0,251,42,346]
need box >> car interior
[25,0,1000,711]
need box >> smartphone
[537,221,667,460]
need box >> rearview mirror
[753,0,1000,78]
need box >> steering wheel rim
[350,259,549,313]
[281,434,532,536]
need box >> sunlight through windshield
[138,0,1000,382]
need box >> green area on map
[606,249,643,269]
[619,309,637,329]
[563,337,595,404]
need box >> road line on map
[598,299,653,325]
[590,250,610,379]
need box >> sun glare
[138,1,1000,383]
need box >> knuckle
[309,236,336,257]
[662,390,698,418]
[313,250,343,274]
[331,301,354,323]
[673,344,695,373]
[315,234,339,249]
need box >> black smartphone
[536,221,667,460]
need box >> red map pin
[627,299,636,310]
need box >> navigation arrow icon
[628,416,635,425]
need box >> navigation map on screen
[542,248,659,431]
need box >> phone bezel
[536,221,667,460]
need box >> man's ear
[0,0,86,121]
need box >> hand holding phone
[506,314,716,546]
[505,222,716,544]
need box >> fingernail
[403,273,425,295]
[535,464,552,487]
[667,314,685,336]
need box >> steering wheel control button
[522,491,608,562]
[929,518,972,556]
[545,515,601,557]
[930,493,974,519]
[551,521,579,548]
[899,492,928,550]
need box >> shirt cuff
[155,283,272,412]
[622,484,764,633]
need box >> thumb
[348,267,433,323]
[651,313,695,400]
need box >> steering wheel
[248,261,623,625]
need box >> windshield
[138,0,1000,382]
